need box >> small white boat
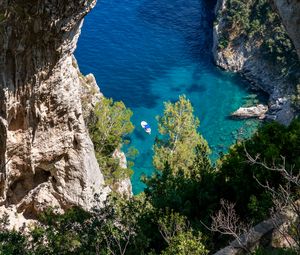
[141,121,151,134]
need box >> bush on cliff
[89,97,134,184]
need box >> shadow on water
[186,83,207,93]
[171,85,184,92]
[138,0,217,61]
[133,128,147,141]
[102,71,162,109]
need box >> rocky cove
[0,1,299,254]
[0,0,298,234]
[213,0,300,125]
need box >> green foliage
[126,147,139,170]
[89,97,135,184]
[147,116,300,251]
[146,96,213,220]
[0,213,29,255]
[215,119,300,221]
[153,95,210,177]
[157,209,189,243]
[1,195,152,255]
[161,230,208,255]
[218,36,229,49]
[89,98,134,155]
[247,192,273,223]
[0,231,28,255]
[291,83,300,107]
[157,210,208,255]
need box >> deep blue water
[75,0,259,193]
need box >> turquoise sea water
[75,0,259,193]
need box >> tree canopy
[153,95,210,178]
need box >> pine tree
[153,95,210,178]
[89,97,134,183]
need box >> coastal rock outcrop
[231,104,268,119]
[213,0,300,125]
[0,0,110,225]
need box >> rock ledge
[231,104,268,119]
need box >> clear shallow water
[75,0,259,193]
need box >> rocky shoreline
[213,0,299,125]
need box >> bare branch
[210,199,252,252]
[244,146,300,251]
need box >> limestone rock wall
[0,0,109,221]
[74,57,133,198]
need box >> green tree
[89,97,135,184]
[145,96,213,223]
[161,230,208,255]
[153,95,210,178]
[0,231,29,255]
[157,209,208,255]
[89,98,134,156]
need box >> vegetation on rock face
[89,97,135,185]
[217,0,300,100]
[219,0,299,68]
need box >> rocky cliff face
[213,0,300,125]
[273,0,300,60]
[0,0,110,224]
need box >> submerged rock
[231,104,268,119]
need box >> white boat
[141,121,151,134]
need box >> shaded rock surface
[274,0,300,60]
[0,0,110,226]
[75,57,133,198]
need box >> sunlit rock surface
[0,0,109,226]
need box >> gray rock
[112,149,133,198]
